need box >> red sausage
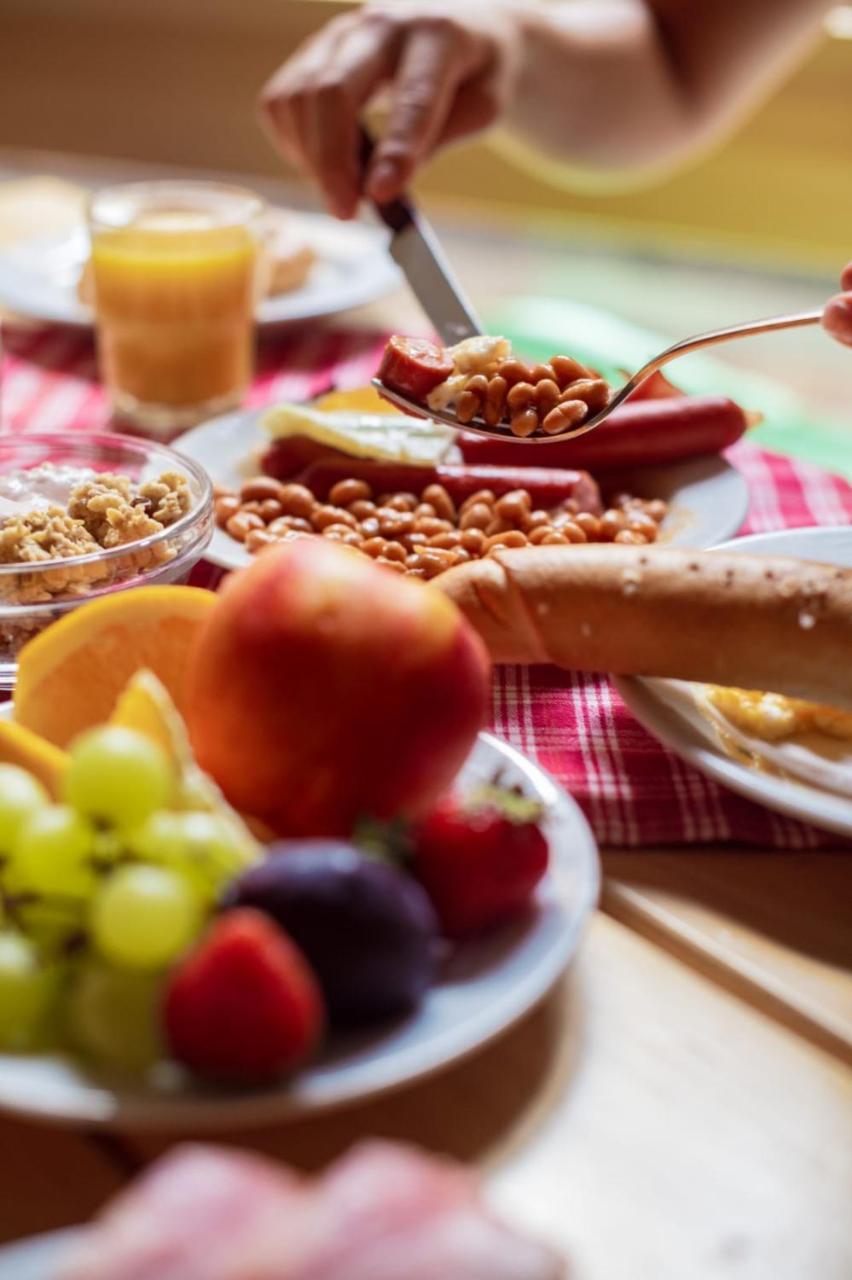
[377,337,454,403]
[458,395,748,472]
[260,437,345,480]
[300,459,602,513]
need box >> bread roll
[437,545,852,709]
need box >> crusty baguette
[437,545,852,709]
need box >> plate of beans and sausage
[174,393,750,579]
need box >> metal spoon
[373,307,824,445]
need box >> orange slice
[0,720,67,798]
[14,586,216,749]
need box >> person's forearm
[504,0,831,176]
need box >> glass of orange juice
[88,181,266,436]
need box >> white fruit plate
[174,408,750,574]
[0,726,598,1131]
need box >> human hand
[259,3,520,218]
[823,263,852,347]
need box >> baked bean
[375,555,406,573]
[524,508,550,532]
[457,390,480,425]
[349,499,377,521]
[259,499,284,522]
[378,508,415,537]
[485,516,514,537]
[529,363,555,384]
[564,378,610,413]
[245,529,275,553]
[406,567,427,580]
[362,536,389,558]
[540,531,568,545]
[422,484,456,522]
[483,375,508,426]
[460,527,487,554]
[322,524,362,543]
[359,515,382,539]
[450,546,471,564]
[614,529,646,545]
[405,553,422,570]
[627,512,659,538]
[459,503,492,531]
[428,531,462,550]
[534,378,561,419]
[500,359,532,387]
[278,484,315,519]
[414,502,437,520]
[484,530,528,552]
[561,521,587,544]
[550,354,591,387]
[495,489,532,525]
[240,500,264,516]
[386,492,418,512]
[402,531,429,551]
[506,382,536,415]
[574,512,602,539]
[311,505,357,531]
[240,476,287,503]
[215,495,241,527]
[226,511,264,541]
[329,478,371,507]
[542,400,587,435]
[645,499,668,523]
[414,515,452,538]
[268,515,312,536]
[510,409,539,437]
[382,541,408,563]
[414,548,455,578]
[528,525,556,545]
[460,490,496,512]
[599,509,627,541]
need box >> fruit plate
[616,526,852,839]
[174,408,750,573]
[0,214,400,329]
[0,725,598,1130]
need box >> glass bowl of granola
[0,433,214,688]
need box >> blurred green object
[488,298,852,480]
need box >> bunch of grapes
[0,728,250,1072]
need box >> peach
[185,540,491,837]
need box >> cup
[87,181,266,437]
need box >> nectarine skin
[185,541,491,837]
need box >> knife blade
[361,131,482,346]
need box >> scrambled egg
[426,336,512,412]
[706,687,852,742]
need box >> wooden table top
[0,151,850,1278]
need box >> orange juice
[88,184,264,435]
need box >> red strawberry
[410,786,549,939]
[163,909,324,1083]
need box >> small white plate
[0,730,598,1130]
[0,214,400,329]
[174,408,750,573]
[616,525,852,839]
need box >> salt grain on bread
[437,545,852,709]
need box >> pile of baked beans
[215,475,667,579]
[452,354,611,438]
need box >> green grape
[0,765,48,856]
[128,811,248,899]
[67,962,162,1075]
[9,805,96,900]
[90,865,202,970]
[65,727,174,828]
[0,931,60,1051]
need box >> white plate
[616,525,852,839]
[0,214,400,329]
[0,729,598,1130]
[174,408,750,572]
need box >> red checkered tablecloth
[3,322,852,849]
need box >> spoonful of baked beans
[373,310,823,444]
